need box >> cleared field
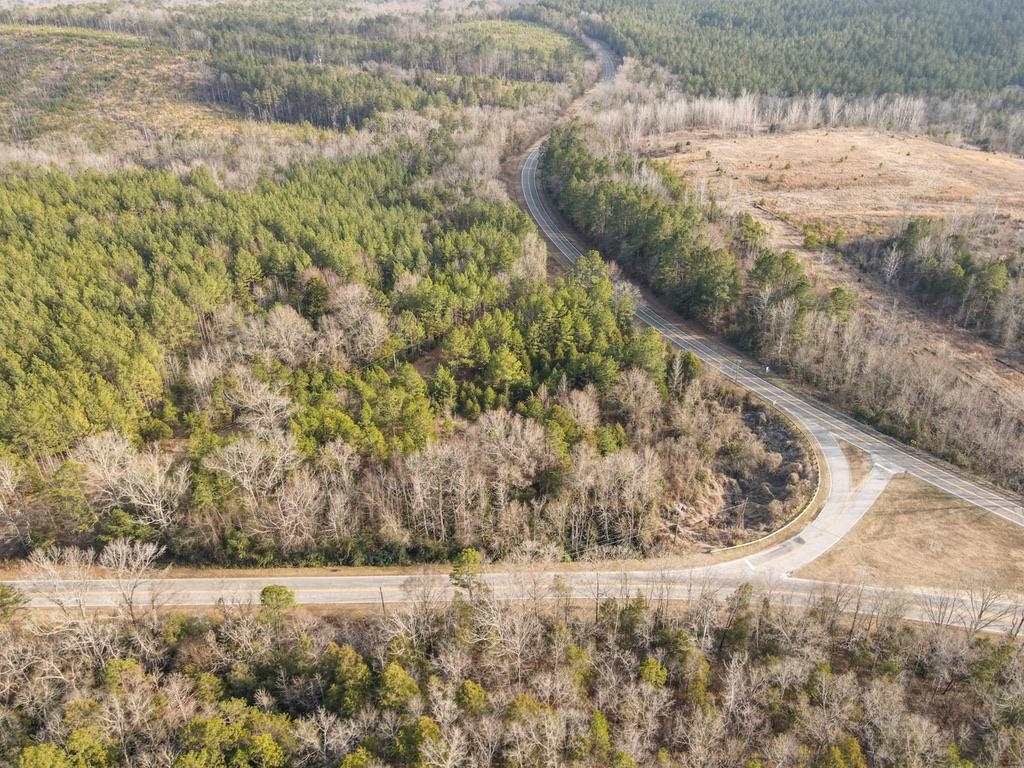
[0,24,360,182]
[661,127,1024,238]
[798,474,1024,591]
[658,125,1024,401]
[0,25,230,145]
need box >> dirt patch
[838,440,873,489]
[797,474,1024,591]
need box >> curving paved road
[521,41,1024,554]
[8,39,1024,614]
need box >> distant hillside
[0,25,226,146]
[545,0,1024,97]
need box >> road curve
[8,39,1024,614]
[521,41,1024,547]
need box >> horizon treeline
[538,0,1024,98]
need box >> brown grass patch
[798,474,1024,590]
[659,127,1024,239]
[838,439,873,489]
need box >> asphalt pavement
[9,38,1024,618]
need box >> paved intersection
[9,39,1024,616]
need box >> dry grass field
[655,126,1024,397]
[798,474,1024,591]
[661,127,1024,239]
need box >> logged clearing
[0,25,230,145]
[798,474,1024,591]
[660,127,1024,237]
[0,24,344,179]
[657,126,1024,406]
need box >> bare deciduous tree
[611,368,663,442]
[254,467,325,555]
[319,439,361,541]
[0,457,29,551]
[22,546,118,667]
[186,347,231,411]
[237,304,315,366]
[319,281,389,365]
[74,432,189,532]
[224,364,294,435]
[203,431,301,511]
[511,231,547,282]
[98,538,167,628]
[882,244,904,285]
[559,385,601,433]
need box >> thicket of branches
[585,61,1024,155]
[4,551,1024,766]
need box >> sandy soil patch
[798,474,1024,591]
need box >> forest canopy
[541,0,1024,97]
[0,158,426,455]
[2,565,1019,768]
[0,136,811,565]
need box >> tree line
[585,61,1024,155]
[539,0,1024,98]
[2,7,587,86]
[540,120,1024,491]
[206,54,563,131]
[541,121,739,325]
[3,547,1021,766]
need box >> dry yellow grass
[838,439,873,489]
[798,474,1024,591]
[655,126,1024,421]
[660,127,1024,238]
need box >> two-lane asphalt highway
[520,42,1024,547]
[9,38,1024,615]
